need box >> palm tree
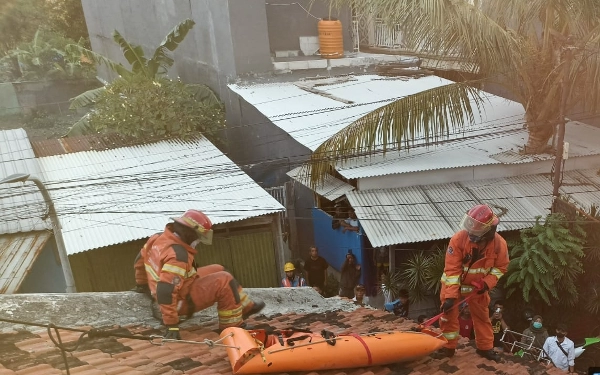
[66,18,220,136]
[309,0,600,185]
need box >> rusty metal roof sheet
[0,231,51,293]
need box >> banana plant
[65,19,220,136]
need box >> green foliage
[84,75,225,145]
[505,214,586,306]
[0,0,88,55]
[65,18,223,142]
[579,204,600,315]
[0,0,45,54]
[380,268,403,301]
[393,246,446,303]
[67,19,197,110]
[44,0,89,43]
[0,29,95,82]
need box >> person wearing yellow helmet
[281,262,307,287]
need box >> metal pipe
[29,177,77,293]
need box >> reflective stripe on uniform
[490,267,504,279]
[441,273,460,286]
[239,290,252,309]
[218,306,244,325]
[463,267,491,275]
[145,264,160,281]
[162,264,187,277]
[443,331,459,340]
[461,285,475,294]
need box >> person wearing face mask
[133,209,265,338]
[433,204,509,362]
[542,323,575,373]
[521,315,549,349]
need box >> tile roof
[0,308,572,375]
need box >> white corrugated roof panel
[38,138,285,255]
[346,170,600,246]
[336,120,600,179]
[287,166,354,201]
[0,129,50,234]
[229,75,473,152]
[230,74,600,179]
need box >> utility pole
[551,42,574,212]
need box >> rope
[0,316,235,372]
[149,332,239,349]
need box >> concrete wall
[265,0,353,53]
[0,83,20,116]
[81,0,272,105]
[225,95,316,255]
[0,80,98,115]
[18,240,67,293]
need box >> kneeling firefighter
[133,209,265,339]
[436,204,509,362]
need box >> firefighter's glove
[441,298,455,313]
[471,279,489,294]
[131,284,151,295]
[164,325,181,340]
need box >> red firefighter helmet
[459,204,499,237]
[172,209,214,245]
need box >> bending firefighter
[133,209,265,339]
[436,204,509,362]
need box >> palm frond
[65,113,95,137]
[66,44,132,78]
[68,86,106,110]
[148,19,196,77]
[309,82,485,187]
[185,84,222,107]
[112,30,148,76]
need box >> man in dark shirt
[304,246,329,290]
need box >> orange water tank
[318,18,344,59]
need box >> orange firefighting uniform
[134,224,254,329]
[439,230,509,350]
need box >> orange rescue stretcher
[220,326,447,374]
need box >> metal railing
[500,329,552,365]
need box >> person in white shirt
[542,323,575,373]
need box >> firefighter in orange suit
[435,204,509,362]
[133,209,265,339]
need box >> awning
[287,166,355,201]
[0,231,51,293]
[346,169,600,247]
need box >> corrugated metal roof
[230,74,600,179]
[229,74,481,152]
[37,137,285,255]
[0,129,51,234]
[346,169,600,246]
[336,120,600,179]
[31,133,147,157]
[0,231,51,293]
[287,166,354,201]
